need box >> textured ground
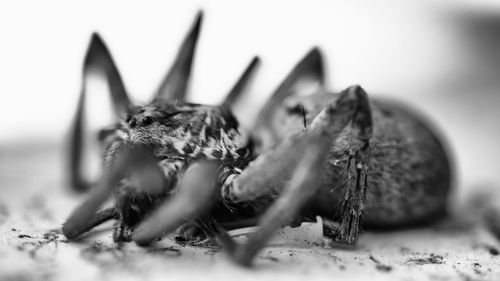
[1,143,500,281]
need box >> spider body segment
[248,91,451,229]
[104,102,254,241]
[62,12,452,266]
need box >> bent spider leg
[322,85,373,245]
[221,84,361,204]
[84,33,131,117]
[228,140,329,266]
[70,207,118,238]
[68,33,131,192]
[132,160,220,246]
[63,145,164,240]
[111,158,188,242]
[251,47,324,153]
[88,207,118,227]
[63,168,118,240]
[221,56,261,108]
[214,88,365,266]
[152,11,203,103]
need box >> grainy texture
[0,143,499,281]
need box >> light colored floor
[1,143,500,281]
[1,2,500,280]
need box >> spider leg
[68,84,89,193]
[229,141,328,266]
[68,33,131,192]
[152,12,203,103]
[221,85,362,204]
[63,207,118,239]
[63,145,164,240]
[132,160,220,246]
[251,48,324,154]
[323,86,372,245]
[221,56,260,108]
[84,33,131,116]
[216,85,370,266]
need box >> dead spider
[62,12,452,267]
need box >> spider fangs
[62,12,452,267]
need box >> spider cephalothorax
[105,102,250,174]
[63,11,451,267]
[101,102,254,241]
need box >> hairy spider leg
[322,86,372,245]
[214,85,372,266]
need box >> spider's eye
[129,118,137,128]
[142,116,153,126]
[125,115,132,123]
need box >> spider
[62,12,452,267]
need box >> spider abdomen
[313,98,451,228]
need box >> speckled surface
[0,143,499,281]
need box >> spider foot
[324,144,370,246]
[323,210,362,246]
[113,220,133,243]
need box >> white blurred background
[1,0,500,197]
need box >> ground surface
[1,143,500,281]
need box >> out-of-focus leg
[63,145,164,240]
[132,160,220,246]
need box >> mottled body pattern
[102,102,251,240]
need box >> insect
[62,12,452,267]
